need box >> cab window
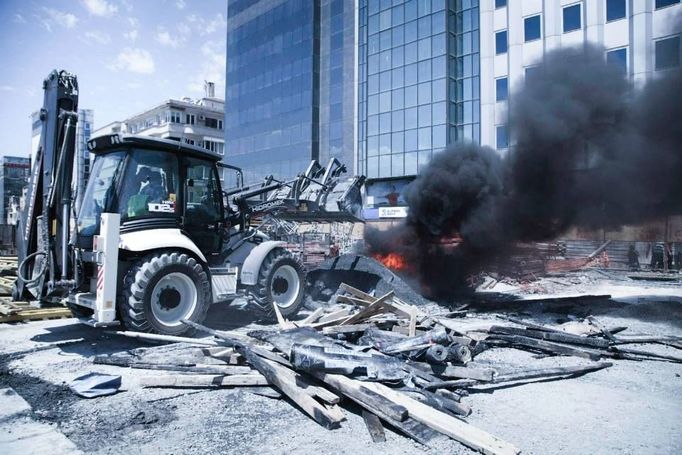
[120,150,179,220]
[185,158,221,224]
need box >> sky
[0,0,227,157]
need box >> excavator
[14,69,365,335]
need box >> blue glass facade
[357,0,480,180]
[225,0,355,184]
[319,0,356,169]
[225,0,319,184]
[450,0,480,145]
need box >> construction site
[2,5,682,455]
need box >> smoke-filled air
[366,44,682,299]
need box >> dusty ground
[1,271,681,455]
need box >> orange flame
[373,252,408,271]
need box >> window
[204,140,225,155]
[495,0,507,8]
[184,157,222,252]
[186,114,195,125]
[496,77,508,101]
[655,36,680,70]
[496,125,509,149]
[495,30,508,54]
[563,4,581,32]
[119,150,180,221]
[606,0,626,21]
[205,117,219,128]
[525,66,540,82]
[656,0,680,9]
[606,48,627,73]
[524,15,541,42]
[167,111,181,124]
[184,138,195,145]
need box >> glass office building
[225,0,355,184]
[357,0,480,181]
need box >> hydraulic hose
[17,250,48,286]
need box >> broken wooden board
[339,291,395,326]
[488,325,610,349]
[361,381,520,455]
[0,303,72,323]
[488,334,603,360]
[362,410,386,443]
[139,374,269,388]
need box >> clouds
[176,0,187,10]
[108,48,156,74]
[81,0,118,17]
[40,8,79,31]
[187,39,226,95]
[156,28,179,47]
[85,31,111,45]
[123,29,138,42]
[187,13,227,36]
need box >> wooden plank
[310,315,356,329]
[408,308,417,337]
[293,375,341,405]
[312,372,408,422]
[272,300,295,330]
[339,283,375,301]
[440,365,495,381]
[258,358,345,429]
[586,316,617,343]
[322,324,371,336]
[339,291,394,326]
[0,307,72,323]
[300,307,325,325]
[495,315,568,334]
[609,346,682,362]
[181,320,344,429]
[317,308,354,323]
[336,295,372,307]
[361,382,520,455]
[362,410,386,443]
[139,374,268,388]
[425,362,613,390]
[117,331,219,346]
[93,356,255,375]
[488,325,610,349]
[493,362,613,383]
[488,334,602,360]
[312,372,439,445]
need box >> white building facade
[479,0,682,152]
[94,98,226,157]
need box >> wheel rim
[150,272,198,327]
[270,264,300,309]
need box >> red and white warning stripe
[97,266,104,293]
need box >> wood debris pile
[99,284,682,455]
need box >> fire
[373,252,408,271]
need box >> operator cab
[77,134,226,259]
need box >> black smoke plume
[366,43,682,298]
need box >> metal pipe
[61,203,70,280]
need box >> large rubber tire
[249,249,306,319]
[119,251,211,335]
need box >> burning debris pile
[366,45,682,298]
[96,284,681,454]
